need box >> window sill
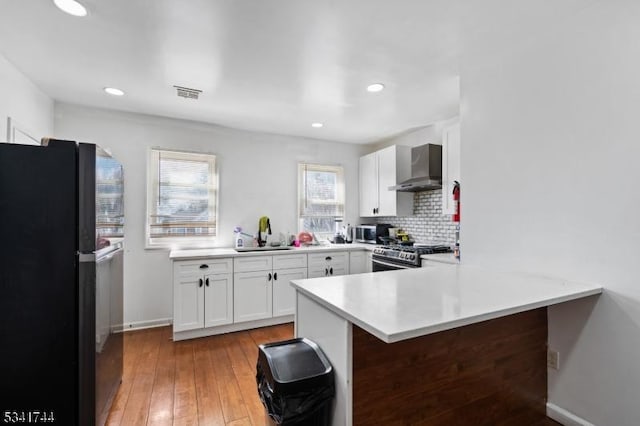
[145,238,217,251]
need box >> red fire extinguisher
[452,181,460,223]
[452,181,460,260]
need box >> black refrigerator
[0,139,124,425]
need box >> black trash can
[256,337,334,425]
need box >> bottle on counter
[344,223,353,243]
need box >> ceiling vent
[173,85,202,100]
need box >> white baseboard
[119,318,172,332]
[172,316,294,341]
[547,403,597,426]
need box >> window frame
[297,162,345,240]
[145,147,219,249]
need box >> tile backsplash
[374,190,456,246]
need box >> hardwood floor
[106,324,293,426]
[107,324,561,426]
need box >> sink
[234,246,293,252]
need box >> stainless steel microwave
[354,224,392,244]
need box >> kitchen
[1,1,639,426]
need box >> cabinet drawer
[308,251,349,267]
[273,253,307,269]
[234,256,273,272]
[174,258,233,278]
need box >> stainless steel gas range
[372,243,452,271]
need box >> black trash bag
[256,338,335,426]
[257,362,334,425]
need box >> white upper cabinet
[359,145,413,217]
[359,152,378,217]
[441,122,461,215]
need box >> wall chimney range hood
[389,143,442,192]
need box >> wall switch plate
[547,349,560,370]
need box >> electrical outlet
[547,349,560,370]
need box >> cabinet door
[204,273,233,328]
[272,267,307,316]
[365,252,373,273]
[329,263,349,277]
[233,271,272,323]
[308,266,329,278]
[359,151,378,216]
[326,251,349,268]
[376,145,413,216]
[377,146,398,216]
[173,273,205,332]
[349,251,367,275]
[442,122,461,215]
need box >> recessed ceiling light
[53,0,88,17]
[104,87,125,96]
[367,83,385,93]
[311,122,324,128]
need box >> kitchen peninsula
[291,265,602,425]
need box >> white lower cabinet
[233,254,307,323]
[349,251,368,275]
[173,259,233,333]
[173,249,371,339]
[233,270,273,323]
[204,273,233,327]
[308,251,349,278]
[272,267,307,316]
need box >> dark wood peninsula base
[352,308,549,425]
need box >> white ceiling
[0,0,462,143]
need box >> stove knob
[410,254,416,260]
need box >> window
[298,163,345,240]
[96,150,124,238]
[146,148,218,248]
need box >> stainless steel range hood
[389,143,442,192]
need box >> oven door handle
[372,258,414,270]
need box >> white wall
[0,54,53,141]
[460,1,640,424]
[371,116,458,152]
[54,103,366,328]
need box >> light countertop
[170,242,375,260]
[290,265,602,343]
